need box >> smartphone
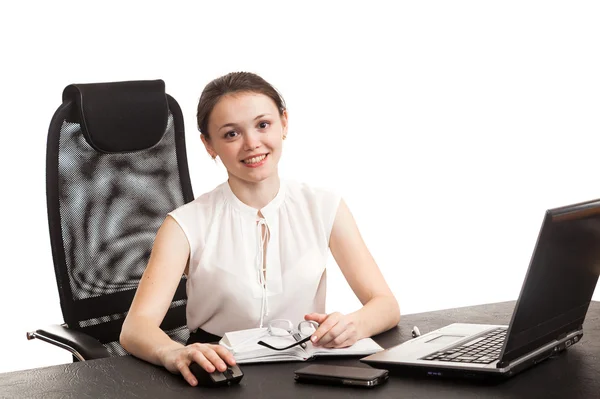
[294,364,389,388]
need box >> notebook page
[308,337,384,357]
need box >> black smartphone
[294,364,389,388]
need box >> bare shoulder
[158,215,189,246]
[150,215,190,275]
[331,199,357,235]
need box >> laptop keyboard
[421,327,507,364]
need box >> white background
[1,1,599,373]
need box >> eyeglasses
[219,319,319,353]
[257,319,319,351]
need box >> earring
[282,135,287,141]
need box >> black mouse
[189,362,244,387]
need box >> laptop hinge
[497,329,582,369]
[498,333,564,368]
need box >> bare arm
[120,216,236,385]
[307,199,400,347]
[330,199,400,337]
[120,215,190,364]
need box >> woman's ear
[281,109,289,139]
[200,134,217,159]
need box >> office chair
[27,80,194,360]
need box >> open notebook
[219,327,383,364]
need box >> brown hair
[196,72,286,139]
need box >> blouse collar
[222,179,286,219]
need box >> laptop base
[362,334,575,383]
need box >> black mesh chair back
[46,80,193,356]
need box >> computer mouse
[189,362,244,387]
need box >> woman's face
[203,92,288,185]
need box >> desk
[2,301,599,398]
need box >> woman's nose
[243,131,261,150]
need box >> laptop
[361,198,600,380]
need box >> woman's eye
[224,131,238,139]
[258,121,270,129]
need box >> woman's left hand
[304,312,360,348]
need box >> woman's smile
[242,153,269,168]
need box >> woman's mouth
[241,154,268,168]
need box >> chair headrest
[62,80,168,153]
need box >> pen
[411,326,421,338]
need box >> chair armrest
[27,324,111,361]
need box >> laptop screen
[501,200,600,365]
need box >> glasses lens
[269,319,293,336]
[298,321,317,336]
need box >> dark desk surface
[2,301,599,398]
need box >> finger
[318,320,348,347]
[211,344,237,366]
[200,347,228,372]
[311,313,342,346]
[323,328,352,348]
[330,336,357,349]
[304,313,328,324]
[311,316,338,344]
[178,363,198,387]
[189,351,215,373]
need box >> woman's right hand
[158,343,237,386]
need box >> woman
[120,72,400,386]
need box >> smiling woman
[201,90,287,193]
[119,72,400,387]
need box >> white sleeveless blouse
[168,180,341,336]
